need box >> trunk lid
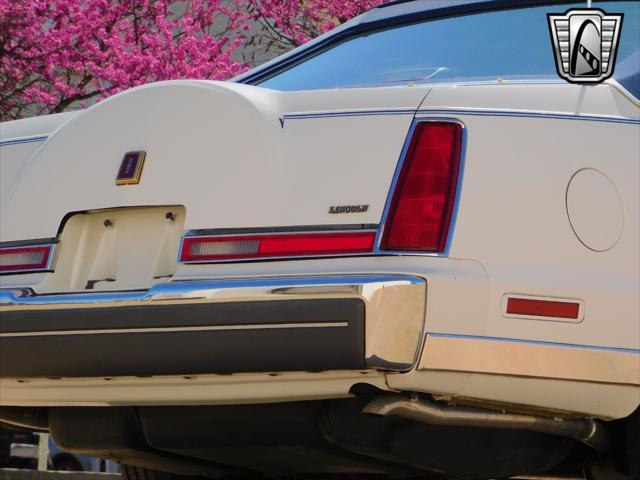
[1,81,429,243]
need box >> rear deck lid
[0,80,429,243]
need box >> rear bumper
[0,275,426,378]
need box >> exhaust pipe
[362,394,610,451]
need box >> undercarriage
[3,394,638,479]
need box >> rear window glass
[257,1,639,93]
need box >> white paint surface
[566,168,624,251]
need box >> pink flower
[0,0,386,120]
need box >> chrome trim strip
[426,332,640,354]
[0,321,349,338]
[416,108,640,125]
[420,333,640,385]
[182,229,378,238]
[0,275,427,371]
[277,108,638,127]
[279,108,415,127]
[0,136,48,147]
[190,224,379,235]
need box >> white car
[1,1,638,479]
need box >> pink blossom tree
[0,0,249,120]
[0,0,384,121]
[245,0,385,59]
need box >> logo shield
[548,9,623,83]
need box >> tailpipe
[362,394,610,451]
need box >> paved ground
[0,469,581,480]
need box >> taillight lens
[381,121,462,252]
[180,231,376,262]
[0,245,54,274]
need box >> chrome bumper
[0,275,426,378]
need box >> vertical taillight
[381,121,462,253]
[0,244,55,274]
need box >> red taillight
[0,245,54,273]
[180,231,376,262]
[381,121,462,252]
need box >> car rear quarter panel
[419,83,639,352]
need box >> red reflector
[381,121,462,252]
[180,231,376,262]
[506,297,580,319]
[0,245,53,273]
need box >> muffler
[362,394,610,451]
